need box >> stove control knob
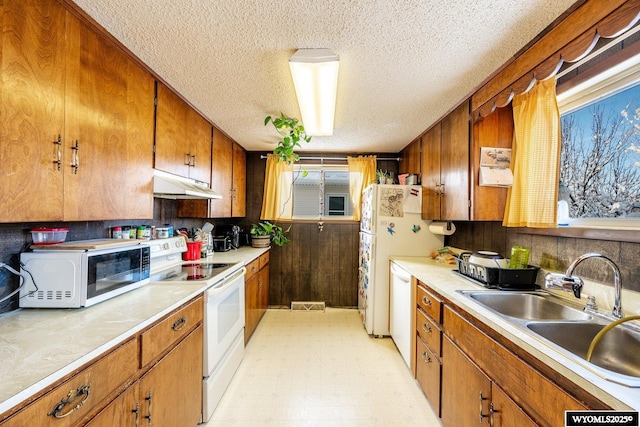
[162,242,170,250]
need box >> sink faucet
[545,253,623,319]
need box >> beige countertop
[389,256,640,411]
[0,246,268,416]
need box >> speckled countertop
[389,256,640,411]
[0,246,268,417]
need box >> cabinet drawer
[416,307,442,357]
[417,283,442,323]
[245,258,260,280]
[140,296,203,367]
[3,338,138,427]
[416,336,441,417]
[259,251,269,269]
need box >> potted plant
[264,113,311,168]
[377,169,389,184]
[250,221,291,247]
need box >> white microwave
[19,240,151,308]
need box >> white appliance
[147,237,245,423]
[358,184,443,336]
[19,240,150,308]
[390,262,412,368]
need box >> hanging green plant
[264,113,311,167]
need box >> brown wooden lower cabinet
[412,279,604,426]
[245,251,270,343]
[85,382,140,427]
[0,296,204,427]
[415,336,441,417]
[138,325,203,426]
[443,305,592,427]
[441,336,535,426]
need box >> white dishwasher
[390,262,412,369]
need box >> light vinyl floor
[204,308,441,426]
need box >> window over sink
[556,50,640,229]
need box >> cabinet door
[258,263,269,316]
[64,12,154,220]
[139,326,203,427]
[187,108,212,184]
[85,382,140,427]
[400,138,421,176]
[491,383,537,427]
[471,105,513,220]
[0,0,66,222]
[442,336,491,427]
[244,272,259,344]
[232,142,246,217]
[415,336,441,417]
[421,124,441,220]
[440,100,470,220]
[155,82,190,178]
[209,128,233,217]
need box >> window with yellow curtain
[260,154,294,221]
[347,155,377,221]
[503,77,560,228]
[261,154,376,222]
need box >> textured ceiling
[71,0,578,154]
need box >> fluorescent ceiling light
[289,48,339,136]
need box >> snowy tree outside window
[558,61,640,226]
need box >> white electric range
[148,236,245,423]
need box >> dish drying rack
[454,252,539,290]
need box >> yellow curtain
[503,77,561,228]
[260,154,294,221]
[347,155,377,221]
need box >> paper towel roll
[428,221,456,236]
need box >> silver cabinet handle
[489,402,497,427]
[132,402,140,427]
[422,296,431,306]
[421,351,431,363]
[171,316,187,331]
[53,134,62,171]
[71,140,79,174]
[422,322,432,334]
[479,391,489,424]
[144,391,153,424]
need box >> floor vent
[291,301,326,311]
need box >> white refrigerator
[358,184,443,336]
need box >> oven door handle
[210,267,246,291]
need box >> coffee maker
[215,224,242,249]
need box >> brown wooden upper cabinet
[155,82,212,184]
[0,0,155,223]
[471,105,513,221]
[421,100,470,221]
[399,139,421,177]
[176,128,246,218]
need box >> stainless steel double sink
[457,290,640,387]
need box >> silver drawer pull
[422,322,432,334]
[422,296,431,306]
[171,316,187,331]
[421,351,431,363]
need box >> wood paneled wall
[447,222,640,293]
[243,152,398,308]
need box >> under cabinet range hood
[153,169,221,200]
